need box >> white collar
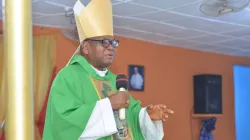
[90,65,108,77]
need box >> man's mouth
[107,54,113,57]
[105,54,114,59]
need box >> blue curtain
[233,65,250,140]
[199,117,217,140]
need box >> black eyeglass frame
[84,38,119,48]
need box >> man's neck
[90,65,108,77]
[94,66,106,71]
[83,55,106,71]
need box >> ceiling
[1,0,250,57]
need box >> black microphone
[116,74,128,120]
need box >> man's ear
[81,41,89,55]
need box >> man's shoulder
[56,64,87,78]
[57,65,75,75]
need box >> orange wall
[40,27,250,140]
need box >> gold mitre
[66,0,113,66]
[74,0,113,41]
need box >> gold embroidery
[89,76,134,140]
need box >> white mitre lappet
[67,0,114,66]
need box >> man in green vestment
[42,0,174,140]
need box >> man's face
[81,35,118,68]
[134,67,138,74]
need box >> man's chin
[103,60,113,67]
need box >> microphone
[116,74,128,120]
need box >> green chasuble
[42,54,145,140]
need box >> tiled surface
[1,0,250,57]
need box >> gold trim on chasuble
[89,76,133,140]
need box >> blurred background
[1,0,250,140]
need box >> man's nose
[106,44,116,51]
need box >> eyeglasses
[85,39,119,48]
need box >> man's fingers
[166,109,174,114]
[162,115,168,122]
[160,104,166,109]
[162,108,174,114]
[160,105,173,113]
[149,104,175,115]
